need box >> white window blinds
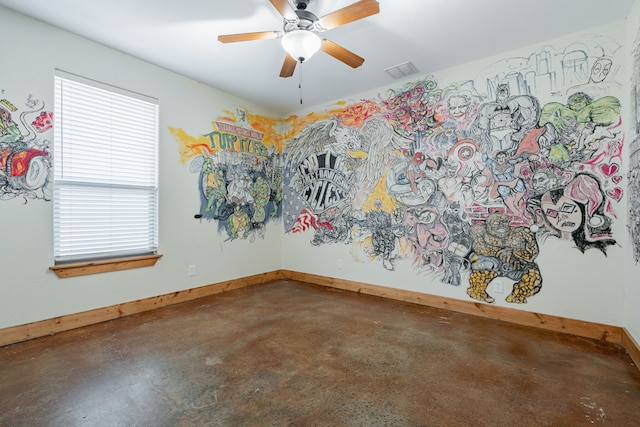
[53,71,159,263]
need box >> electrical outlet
[337,259,343,269]
[188,265,196,276]
[493,281,503,294]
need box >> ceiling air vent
[384,61,419,79]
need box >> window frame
[51,70,161,277]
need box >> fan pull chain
[299,60,303,104]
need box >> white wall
[0,7,282,329]
[1,5,637,335]
[283,21,629,327]
[625,0,640,343]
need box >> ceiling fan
[218,0,380,78]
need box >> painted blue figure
[482,150,528,218]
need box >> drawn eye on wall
[546,209,559,218]
[560,203,577,213]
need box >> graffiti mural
[0,92,52,202]
[171,108,283,241]
[282,33,624,304]
[629,27,640,264]
[283,116,412,269]
[630,135,640,263]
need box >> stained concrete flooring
[1,280,639,426]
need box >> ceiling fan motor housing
[283,9,319,33]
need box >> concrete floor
[1,280,639,427]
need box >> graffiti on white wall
[171,108,283,241]
[628,27,640,264]
[170,32,625,303]
[282,33,624,304]
[0,92,52,202]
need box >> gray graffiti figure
[470,84,540,156]
[366,200,399,271]
[629,161,640,263]
[270,169,283,218]
[441,202,472,286]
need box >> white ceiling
[0,0,635,115]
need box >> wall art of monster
[171,108,283,241]
[283,33,624,305]
[0,90,52,202]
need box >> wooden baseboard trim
[283,270,623,344]
[623,328,640,369]
[1,269,634,361]
[0,270,285,347]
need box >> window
[53,71,159,267]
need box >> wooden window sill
[50,254,163,278]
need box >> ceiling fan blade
[321,39,365,68]
[218,31,280,43]
[269,0,295,19]
[280,54,298,78]
[318,0,380,31]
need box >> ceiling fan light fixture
[281,30,321,63]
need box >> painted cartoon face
[405,211,419,227]
[541,193,582,232]
[445,165,457,177]
[590,58,612,83]
[486,213,511,238]
[532,171,557,194]
[471,174,489,199]
[496,84,510,103]
[567,93,592,112]
[447,95,469,118]
[417,179,436,199]
[418,209,437,224]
